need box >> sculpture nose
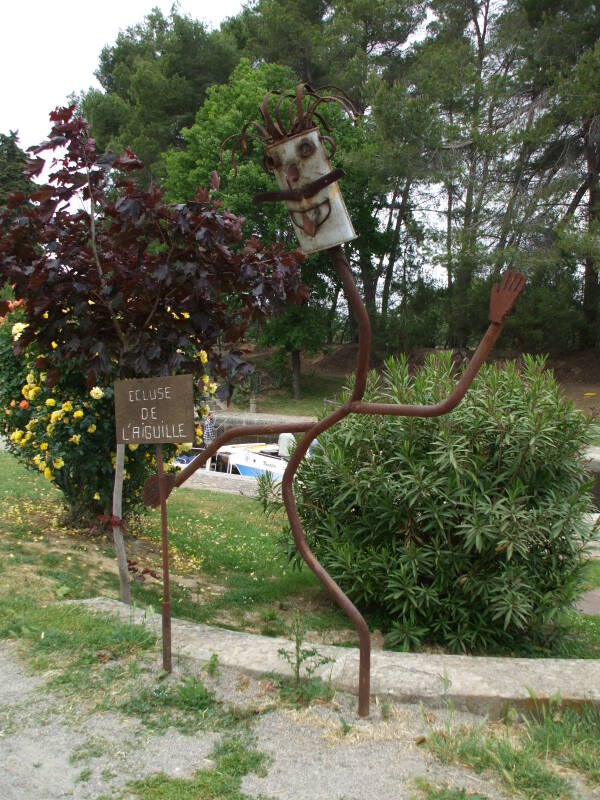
[286,163,300,185]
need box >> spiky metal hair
[222,83,359,175]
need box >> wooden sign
[114,375,195,445]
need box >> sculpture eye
[264,152,280,171]
[298,139,316,159]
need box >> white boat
[174,442,287,480]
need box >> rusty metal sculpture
[144,85,525,717]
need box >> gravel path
[0,639,520,800]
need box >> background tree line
[3,0,600,374]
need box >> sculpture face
[265,128,356,254]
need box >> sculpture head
[226,84,359,254]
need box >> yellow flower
[39,372,46,382]
[11,322,28,340]
[176,442,193,453]
[10,430,23,442]
[40,442,48,451]
[51,341,58,349]
[182,311,190,319]
[50,410,64,424]
[26,372,35,385]
[209,382,217,394]
[128,443,139,451]
[93,492,101,500]
[53,457,64,469]
[46,424,55,435]
[42,311,49,319]
[202,374,209,385]
[197,350,208,364]
[29,386,41,398]
[69,434,81,445]
[87,423,96,433]
[25,420,37,431]
[62,401,73,412]
[89,387,104,400]
[200,404,210,418]
[73,410,84,420]
[21,386,31,400]
[43,467,53,480]
[45,398,56,407]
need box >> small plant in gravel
[275,611,334,706]
[204,652,220,678]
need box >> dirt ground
[0,638,518,800]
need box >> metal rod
[155,444,172,674]
[281,245,373,717]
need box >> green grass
[0,449,59,502]
[427,724,573,799]
[234,371,348,417]
[0,591,155,688]
[522,699,600,785]
[426,698,600,800]
[582,559,600,590]
[119,675,251,735]
[123,731,266,800]
[412,780,489,800]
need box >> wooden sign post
[114,374,195,673]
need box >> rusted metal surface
[143,422,312,507]
[223,84,360,254]
[144,91,525,716]
[155,444,172,673]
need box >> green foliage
[427,722,573,800]
[522,697,600,785]
[0,132,33,204]
[276,611,334,705]
[82,8,240,181]
[126,731,265,799]
[0,315,157,524]
[292,354,597,652]
[164,58,294,233]
[120,676,226,734]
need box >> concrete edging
[77,598,600,720]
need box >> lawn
[231,371,348,417]
[0,450,352,643]
[0,448,599,657]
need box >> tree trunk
[326,284,341,344]
[582,128,600,347]
[291,349,301,399]
[112,443,131,604]
[382,182,411,322]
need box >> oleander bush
[291,353,597,652]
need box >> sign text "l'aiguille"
[114,375,195,445]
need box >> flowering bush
[0,311,214,525]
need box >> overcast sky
[1,1,244,151]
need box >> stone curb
[77,598,600,720]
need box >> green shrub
[0,312,204,525]
[291,354,597,652]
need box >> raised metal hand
[143,245,524,718]
[490,270,526,324]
